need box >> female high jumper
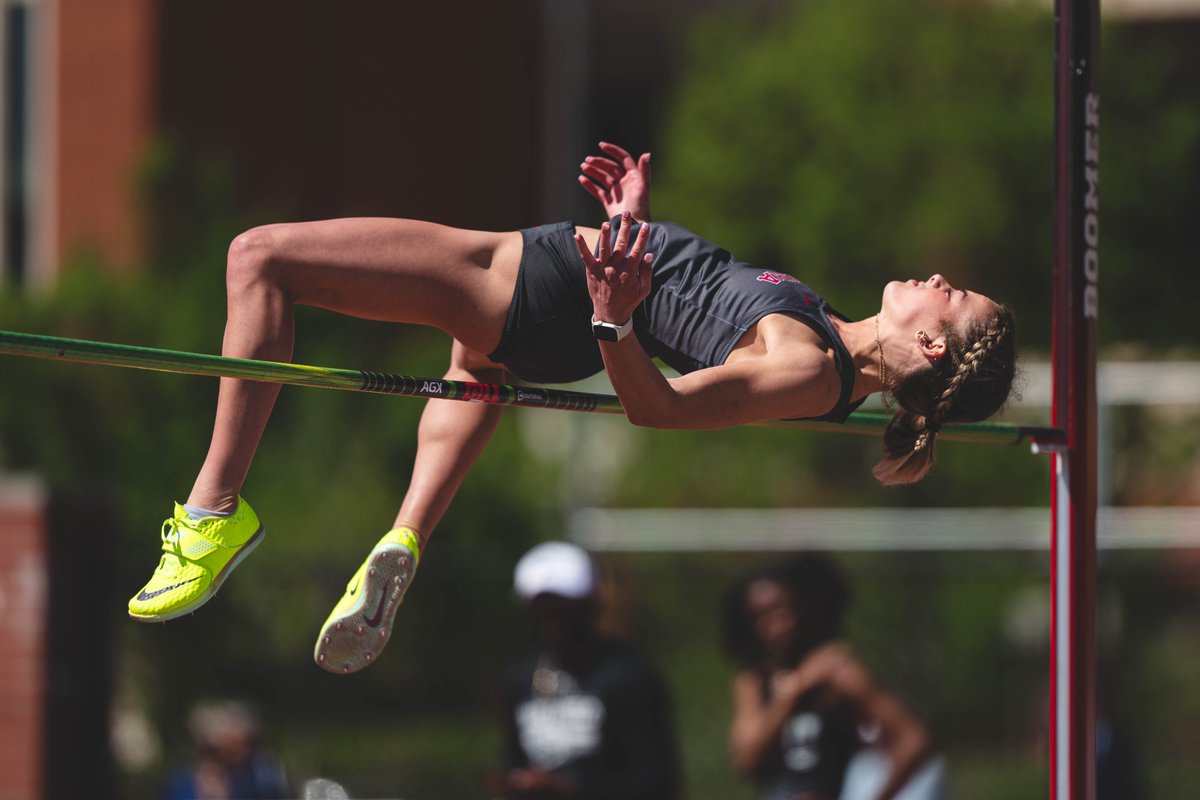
[128,143,1016,674]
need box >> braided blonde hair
[872,305,1016,486]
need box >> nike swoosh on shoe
[364,592,388,628]
[136,576,202,601]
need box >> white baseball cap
[513,541,596,601]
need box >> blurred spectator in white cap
[161,699,289,800]
[513,541,598,602]
[488,541,681,800]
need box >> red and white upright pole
[1048,0,1100,797]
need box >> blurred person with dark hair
[488,541,681,800]
[162,700,289,800]
[722,554,943,800]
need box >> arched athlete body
[128,143,1016,674]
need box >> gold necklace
[875,315,892,411]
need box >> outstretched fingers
[578,152,624,211]
[613,213,633,257]
[598,220,612,263]
[573,232,603,280]
[579,217,652,289]
[627,223,653,295]
[582,156,623,182]
[637,151,651,178]
[639,253,655,295]
[578,175,609,206]
[599,141,636,167]
[628,221,651,263]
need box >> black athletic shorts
[487,222,603,384]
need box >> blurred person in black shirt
[489,541,681,800]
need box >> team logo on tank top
[756,270,803,287]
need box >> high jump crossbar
[0,329,1063,446]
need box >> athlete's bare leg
[187,218,522,514]
[388,340,507,546]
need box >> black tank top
[755,674,861,800]
[614,219,865,423]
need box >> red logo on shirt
[756,270,800,285]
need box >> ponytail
[873,409,941,485]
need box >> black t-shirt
[499,637,681,800]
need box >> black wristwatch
[591,316,634,342]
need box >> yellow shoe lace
[157,516,188,574]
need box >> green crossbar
[0,329,1061,445]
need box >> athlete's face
[881,274,998,343]
[745,579,799,657]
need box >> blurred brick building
[0,479,47,800]
[1,0,154,288]
[0,478,115,800]
[4,0,563,290]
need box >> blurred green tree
[655,0,1054,344]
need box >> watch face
[592,322,620,342]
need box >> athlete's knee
[226,225,286,296]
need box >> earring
[915,330,929,345]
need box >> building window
[2,0,34,287]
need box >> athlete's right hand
[578,141,651,223]
[575,212,654,326]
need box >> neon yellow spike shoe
[314,527,421,674]
[128,498,265,622]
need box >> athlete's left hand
[575,212,654,326]
[578,141,651,223]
